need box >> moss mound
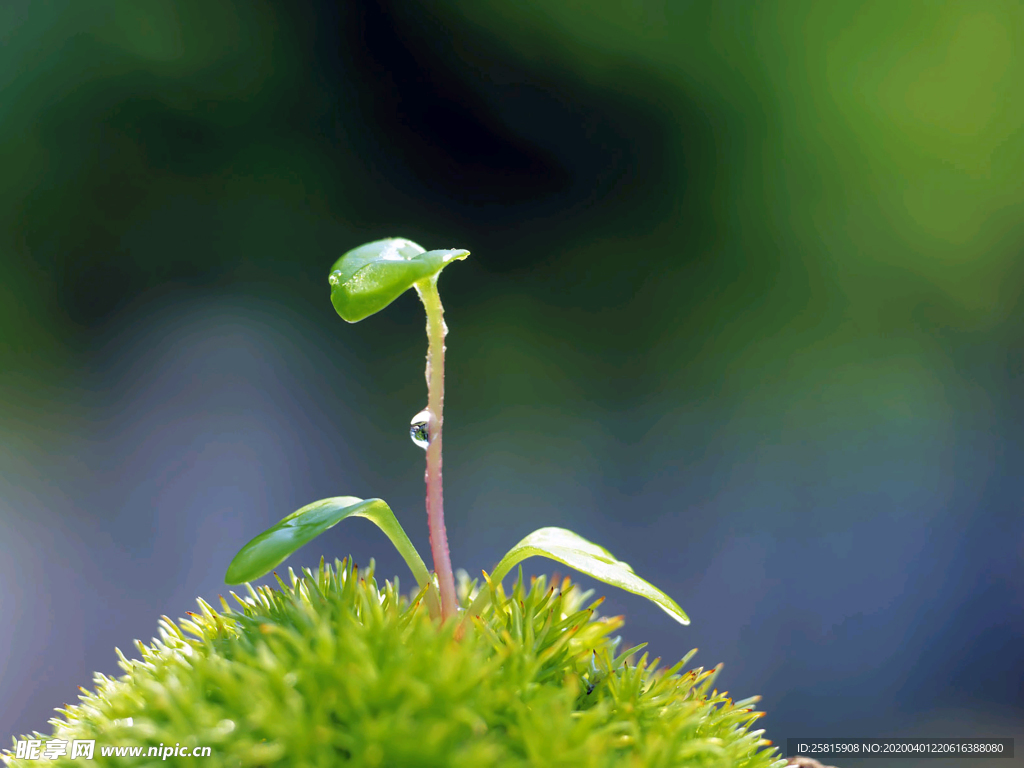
[5,559,784,767]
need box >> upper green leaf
[225,497,434,601]
[329,238,470,322]
[465,527,690,626]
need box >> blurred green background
[2,0,1022,752]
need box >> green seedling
[6,238,783,768]
[226,237,690,629]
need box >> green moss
[4,560,785,767]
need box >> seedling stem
[416,275,458,620]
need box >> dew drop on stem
[410,409,431,449]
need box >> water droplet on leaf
[328,271,342,287]
[410,409,431,449]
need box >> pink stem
[416,277,458,621]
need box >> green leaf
[329,238,470,322]
[465,527,690,625]
[225,497,433,596]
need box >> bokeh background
[2,0,1022,758]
